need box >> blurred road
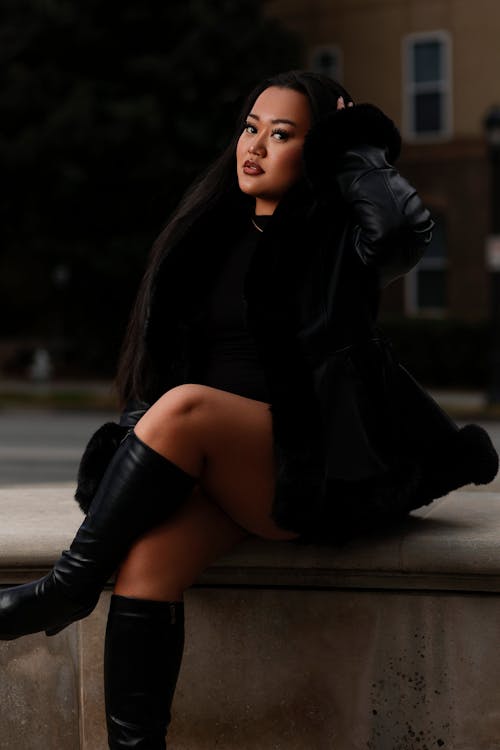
[0,409,118,486]
[0,408,499,488]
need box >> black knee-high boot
[105,594,185,749]
[0,433,196,640]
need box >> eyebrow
[246,113,297,127]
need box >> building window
[403,31,452,140]
[309,45,343,81]
[406,213,447,315]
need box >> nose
[248,138,266,157]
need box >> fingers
[337,96,354,110]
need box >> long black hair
[116,70,354,406]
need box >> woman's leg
[110,381,292,604]
[104,384,297,747]
[0,382,297,641]
[114,484,250,600]
[105,486,248,749]
[134,383,299,542]
[106,382,297,748]
[0,430,198,640]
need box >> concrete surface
[77,587,500,750]
[2,484,500,592]
[1,484,500,749]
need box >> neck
[255,198,278,216]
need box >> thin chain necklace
[251,217,264,233]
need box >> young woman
[1,70,497,748]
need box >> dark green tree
[0,0,300,376]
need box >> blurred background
[2,0,500,482]
[0,0,301,391]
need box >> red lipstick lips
[243,160,264,175]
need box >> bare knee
[160,384,209,414]
[139,384,209,427]
[134,384,213,472]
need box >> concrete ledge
[2,484,500,591]
[2,484,500,749]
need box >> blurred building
[266,0,500,324]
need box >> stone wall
[1,485,500,749]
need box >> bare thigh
[114,485,250,601]
[135,384,299,542]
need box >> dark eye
[272,128,290,141]
[244,122,257,134]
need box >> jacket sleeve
[302,103,434,287]
[335,144,434,286]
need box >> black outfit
[74,103,498,540]
[140,103,498,543]
[192,215,271,403]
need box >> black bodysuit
[193,216,271,403]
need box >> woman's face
[236,86,311,215]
